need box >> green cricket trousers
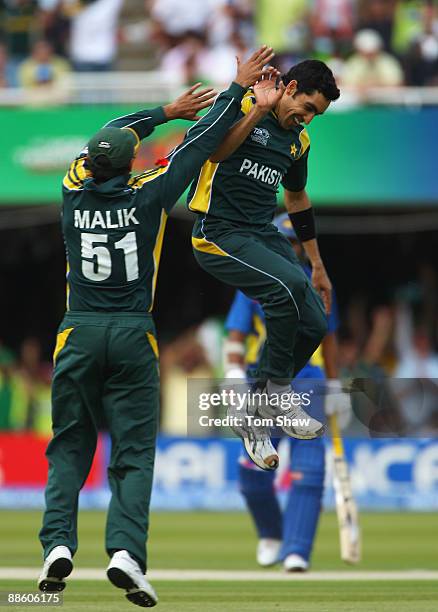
[192,216,328,383]
[39,311,159,573]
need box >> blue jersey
[225,265,339,373]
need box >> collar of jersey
[84,174,131,197]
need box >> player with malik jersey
[37,46,276,608]
[189,60,341,471]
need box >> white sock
[266,380,291,396]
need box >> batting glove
[325,378,352,429]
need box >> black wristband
[288,208,316,242]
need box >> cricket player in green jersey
[189,60,340,471]
[37,46,276,607]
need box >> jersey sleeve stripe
[72,160,84,184]
[63,165,81,190]
[76,158,91,181]
[63,158,90,190]
[67,169,81,187]
[104,111,151,127]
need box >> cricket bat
[329,413,361,564]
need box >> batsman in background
[37,46,276,607]
[189,60,341,470]
[224,214,351,572]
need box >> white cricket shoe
[38,545,73,592]
[284,553,309,572]
[107,550,158,608]
[243,427,279,471]
[258,385,325,440]
[257,539,282,567]
[227,390,279,471]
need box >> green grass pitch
[1,510,438,611]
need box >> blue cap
[273,213,297,240]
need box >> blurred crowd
[1,0,438,93]
[151,0,438,89]
[0,337,52,434]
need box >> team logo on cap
[98,141,111,149]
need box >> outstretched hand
[235,45,275,89]
[164,83,217,121]
[253,71,285,112]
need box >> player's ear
[286,80,297,96]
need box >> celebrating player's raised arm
[104,107,168,143]
[105,84,217,144]
[65,85,219,182]
[284,188,332,314]
[134,46,276,212]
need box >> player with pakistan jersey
[189,60,340,471]
[37,46,276,607]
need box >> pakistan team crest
[251,127,270,146]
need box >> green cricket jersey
[187,89,310,225]
[61,82,246,312]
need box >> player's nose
[304,112,316,125]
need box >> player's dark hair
[88,155,130,183]
[282,60,340,101]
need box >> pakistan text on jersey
[239,159,284,186]
[74,208,140,230]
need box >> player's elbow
[209,154,223,164]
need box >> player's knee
[293,467,325,494]
[285,275,307,302]
[292,440,325,491]
[267,275,307,313]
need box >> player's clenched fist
[235,45,275,89]
[164,84,218,121]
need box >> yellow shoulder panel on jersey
[298,128,310,158]
[129,165,169,190]
[63,157,92,191]
[241,90,256,115]
[187,160,219,214]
